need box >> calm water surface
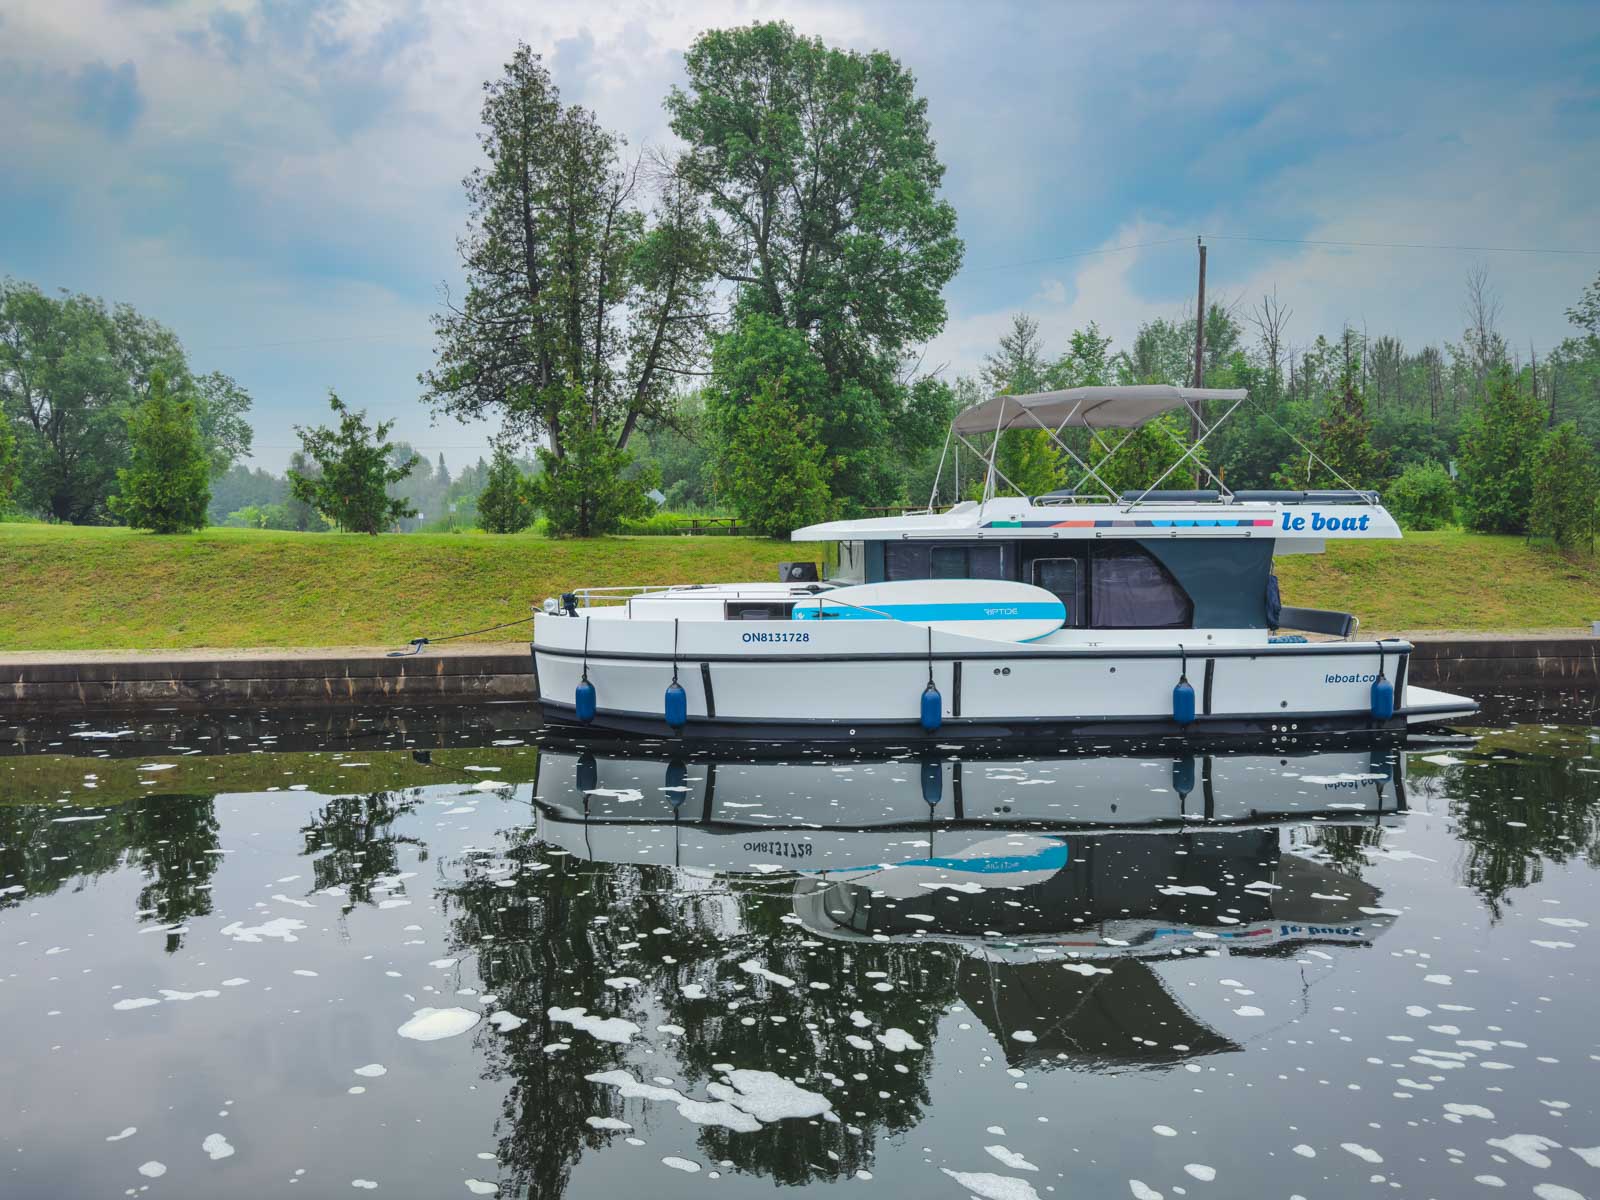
[2,698,1598,1199]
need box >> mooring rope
[386,614,536,657]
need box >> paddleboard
[791,578,1066,642]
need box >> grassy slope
[1274,531,1600,631]
[1,524,1594,650]
[0,524,791,650]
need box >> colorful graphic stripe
[982,518,1277,529]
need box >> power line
[1200,233,1600,256]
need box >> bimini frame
[926,385,1247,513]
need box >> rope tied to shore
[387,614,536,657]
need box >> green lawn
[1,523,1594,650]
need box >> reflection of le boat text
[742,840,814,858]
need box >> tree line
[4,19,1597,546]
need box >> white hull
[532,611,1475,741]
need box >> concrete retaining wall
[0,636,1593,715]
[0,647,535,712]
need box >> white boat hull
[532,613,1475,742]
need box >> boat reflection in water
[534,744,1404,1068]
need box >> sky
[4,0,1598,471]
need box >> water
[2,698,1598,1199]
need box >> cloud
[0,0,1595,469]
[70,59,144,137]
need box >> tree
[1457,367,1546,534]
[0,280,131,522]
[288,392,418,534]
[476,442,536,533]
[0,412,15,512]
[191,371,254,476]
[527,390,654,537]
[711,375,832,537]
[1385,461,1457,531]
[667,21,962,510]
[1274,334,1385,490]
[108,371,211,533]
[1566,268,1600,341]
[422,46,715,470]
[1530,423,1598,551]
[978,314,1058,496]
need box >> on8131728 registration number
[741,631,811,644]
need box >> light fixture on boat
[542,597,559,614]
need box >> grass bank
[1,524,1594,651]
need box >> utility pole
[1191,236,1206,485]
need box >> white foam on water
[984,1145,1038,1171]
[585,1117,632,1131]
[1422,754,1465,765]
[705,1070,832,1122]
[1292,1144,1315,1158]
[106,1128,137,1142]
[352,1180,377,1189]
[429,958,457,969]
[442,807,475,816]
[1127,1182,1162,1200]
[138,1161,166,1177]
[220,918,306,943]
[113,997,161,1011]
[1153,1126,1177,1138]
[681,983,706,999]
[1533,940,1577,950]
[354,1064,387,1077]
[1011,1031,1037,1043]
[293,970,319,978]
[397,1007,481,1042]
[1424,974,1453,985]
[1540,918,1589,929]
[604,977,641,990]
[1342,1143,1383,1163]
[548,1007,639,1045]
[1487,1134,1560,1168]
[846,1035,873,1051]
[662,1157,700,1173]
[161,989,220,1001]
[203,1133,235,1160]
[876,1028,922,1052]
[1158,885,1216,897]
[1571,1146,1600,1167]
[1532,1187,1584,1200]
[738,960,795,988]
[1444,1103,1495,1120]
[487,1011,525,1033]
[465,1181,498,1195]
[221,978,249,987]
[1234,1006,1265,1017]
[1183,1164,1216,1181]
[377,899,411,909]
[1474,1175,1506,1187]
[939,1168,1042,1200]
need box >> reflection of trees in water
[436,830,961,1198]
[300,789,428,910]
[1304,823,1387,874]
[1448,755,1600,921]
[0,795,221,952]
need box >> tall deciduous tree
[421,46,715,463]
[108,371,211,533]
[669,20,962,511]
[192,371,254,476]
[288,392,418,534]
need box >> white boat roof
[952,385,1246,433]
[793,497,1401,542]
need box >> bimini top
[952,385,1248,434]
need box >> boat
[531,384,1479,743]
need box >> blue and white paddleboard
[791,578,1066,642]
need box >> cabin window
[1089,544,1193,628]
[725,601,795,621]
[826,541,866,585]
[1030,558,1080,626]
[887,542,1009,582]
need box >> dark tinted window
[1090,545,1193,628]
[1031,558,1080,626]
[889,543,1009,582]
